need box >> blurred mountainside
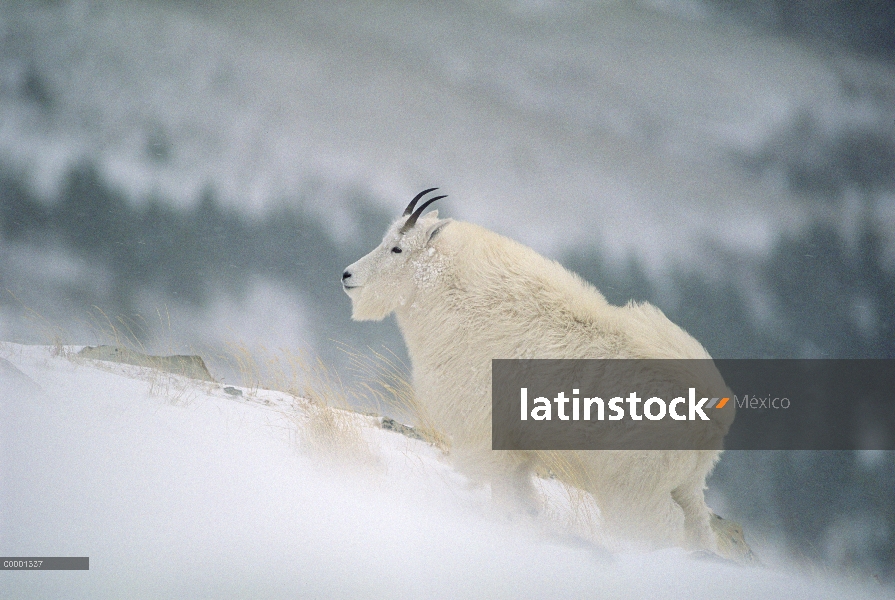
[1,161,892,362]
[2,0,894,265]
[705,0,895,62]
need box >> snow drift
[0,343,889,598]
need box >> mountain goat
[342,189,749,560]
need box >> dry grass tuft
[336,343,448,451]
[215,342,379,467]
[5,289,73,358]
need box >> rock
[77,346,215,382]
[380,416,426,442]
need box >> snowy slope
[0,343,888,599]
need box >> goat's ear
[425,218,452,245]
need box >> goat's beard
[349,285,403,322]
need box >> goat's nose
[342,270,352,281]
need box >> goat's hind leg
[671,485,758,564]
[670,485,717,554]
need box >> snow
[0,343,888,598]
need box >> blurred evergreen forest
[3,163,892,362]
[0,162,893,580]
[0,164,403,364]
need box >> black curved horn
[403,188,439,216]
[400,194,447,233]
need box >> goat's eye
[391,246,402,254]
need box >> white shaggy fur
[343,208,741,557]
